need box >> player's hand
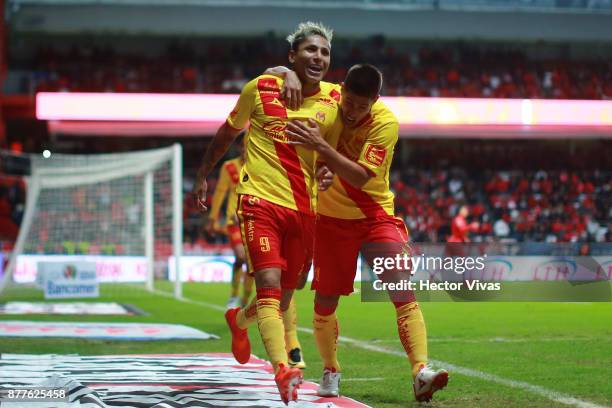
[280,71,303,111]
[316,164,334,191]
[193,177,208,213]
[285,119,326,151]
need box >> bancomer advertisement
[38,261,99,299]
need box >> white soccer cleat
[317,368,341,397]
[225,296,241,309]
[413,365,448,402]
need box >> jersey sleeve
[356,121,398,178]
[209,163,230,221]
[226,78,257,130]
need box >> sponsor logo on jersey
[262,119,290,142]
[317,97,335,107]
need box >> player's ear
[288,50,296,64]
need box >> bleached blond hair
[286,21,333,51]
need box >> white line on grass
[298,327,607,408]
[371,337,606,344]
[149,288,226,312]
[146,287,607,408]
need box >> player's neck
[302,82,321,97]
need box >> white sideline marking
[150,288,226,312]
[299,327,608,408]
[371,337,604,344]
[146,287,607,408]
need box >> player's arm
[193,80,256,212]
[285,119,371,188]
[207,164,230,232]
[263,66,302,110]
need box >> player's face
[340,89,376,128]
[289,35,331,85]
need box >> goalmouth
[0,144,184,299]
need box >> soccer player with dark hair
[193,21,341,405]
[279,63,449,402]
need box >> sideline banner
[0,321,219,341]
[14,255,147,283]
[0,302,141,315]
[39,261,99,299]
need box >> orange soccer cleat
[274,363,304,405]
[224,307,251,364]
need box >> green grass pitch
[1,282,611,407]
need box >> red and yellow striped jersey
[227,75,341,215]
[317,99,398,219]
[209,157,243,227]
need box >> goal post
[0,144,183,298]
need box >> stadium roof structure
[8,0,612,13]
[38,92,612,139]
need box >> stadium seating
[17,42,612,99]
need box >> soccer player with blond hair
[193,21,341,404]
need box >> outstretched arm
[193,123,242,212]
[194,78,256,212]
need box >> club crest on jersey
[316,111,326,122]
[364,144,386,167]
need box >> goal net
[0,145,183,299]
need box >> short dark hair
[344,64,383,99]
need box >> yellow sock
[236,298,257,330]
[396,302,428,378]
[241,274,254,306]
[230,263,242,297]
[282,297,301,352]
[313,312,341,372]
[257,297,287,373]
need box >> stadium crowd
[392,168,611,243]
[1,158,609,252]
[183,167,611,249]
[19,39,612,99]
